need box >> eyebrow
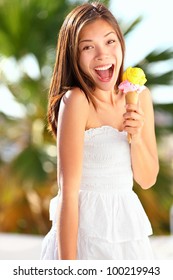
[79,31,116,44]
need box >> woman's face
[78,19,123,92]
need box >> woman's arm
[123,87,159,189]
[56,88,89,259]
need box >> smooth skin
[56,19,159,259]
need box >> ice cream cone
[125,91,138,105]
[125,91,139,143]
[118,67,147,143]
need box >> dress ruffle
[78,190,152,243]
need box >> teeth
[95,64,112,71]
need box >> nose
[95,45,109,61]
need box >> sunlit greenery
[0,0,173,235]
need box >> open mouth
[94,64,114,81]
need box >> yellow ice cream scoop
[122,67,147,86]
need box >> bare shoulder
[138,86,154,116]
[62,87,89,108]
[57,88,90,194]
[139,87,152,106]
[58,87,90,134]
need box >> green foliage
[146,48,173,63]
[11,145,48,183]
[0,0,70,64]
[123,16,143,36]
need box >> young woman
[41,2,159,260]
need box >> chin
[97,81,116,92]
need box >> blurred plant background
[0,0,173,236]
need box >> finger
[124,119,141,128]
[124,111,143,121]
[126,104,144,115]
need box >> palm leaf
[11,145,48,183]
[123,16,143,36]
[145,48,173,63]
[147,71,173,86]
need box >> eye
[82,45,93,51]
[107,39,116,44]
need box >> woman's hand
[123,103,145,142]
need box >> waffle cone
[125,91,138,105]
[125,91,139,144]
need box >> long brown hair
[47,2,125,137]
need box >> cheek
[115,48,123,68]
[78,57,85,72]
[119,52,123,65]
[116,45,123,57]
[79,53,90,71]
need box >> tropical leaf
[11,145,48,183]
[146,71,173,86]
[155,103,173,115]
[123,16,143,36]
[0,0,70,64]
[145,48,173,63]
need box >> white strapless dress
[40,126,153,260]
